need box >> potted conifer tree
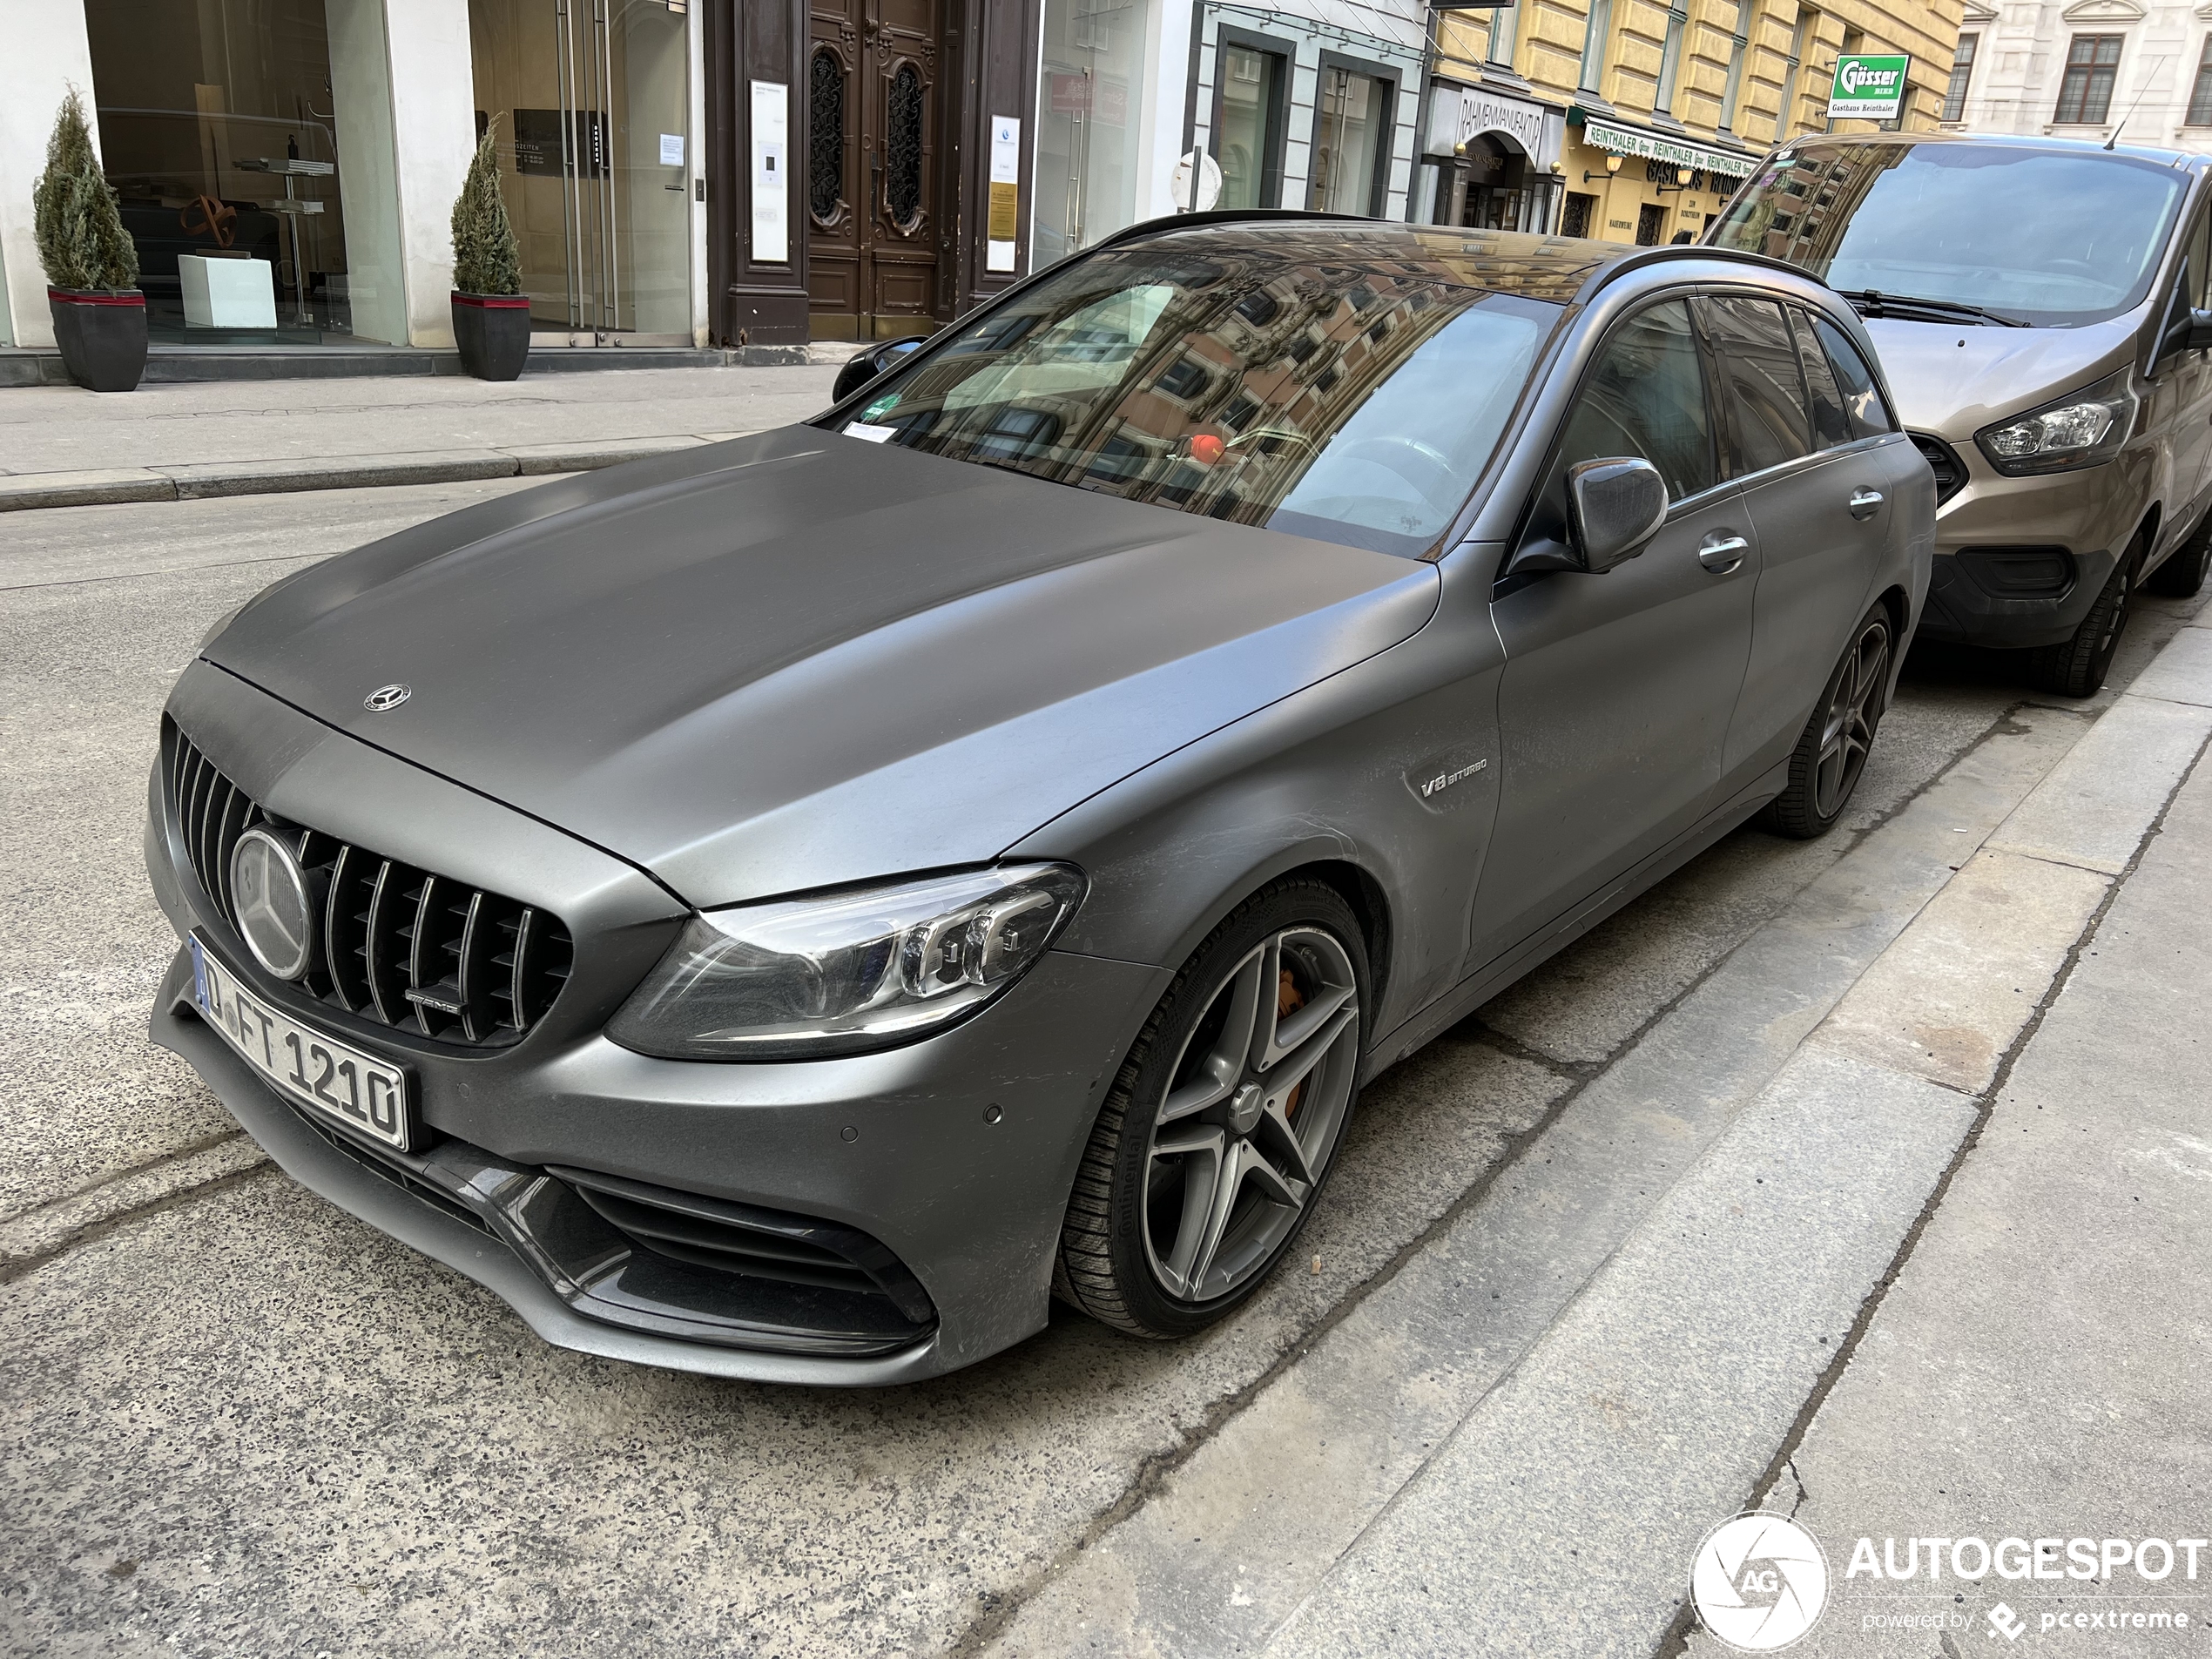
[450,125,529,381]
[35,90,146,393]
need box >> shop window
[1635,202,1667,246]
[1035,0,1153,262]
[84,0,407,345]
[2054,35,2122,125]
[1215,36,1289,211]
[2188,37,2212,126]
[887,64,924,229]
[1942,34,1979,123]
[1310,63,1393,217]
[1561,192,1596,239]
[809,48,846,225]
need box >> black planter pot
[48,287,148,393]
[452,293,531,381]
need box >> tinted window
[1811,316,1895,440]
[1710,142,2184,327]
[1791,308,1853,449]
[1557,299,1716,502]
[1699,295,1812,476]
[838,243,1561,557]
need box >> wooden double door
[806,0,943,338]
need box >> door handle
[1697,533,1749,573]
[1849,488,1885,520]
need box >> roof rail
[1577,241,1829,303]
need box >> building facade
[1422,0,1961,245]
[1937,0,2212,152]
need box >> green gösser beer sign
[1829,53,1909,119]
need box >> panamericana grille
[1911,432,1966,506]
[165,720,572,1047]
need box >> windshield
[831,239,1562,556]
[1709,143,2186,327]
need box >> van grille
[165,719,572,1047]
[1910,432,1966,505]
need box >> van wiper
[1837,289,2029,327]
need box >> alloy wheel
[1141,927,1360,1304]
[1812,617,1892,820]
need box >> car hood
[207,428,1440,908]
[1864,312,2143,440]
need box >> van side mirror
[1566,457,1669,571]
[2189,307,2212,354]
[833,334,930,402]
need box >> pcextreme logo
[1692,1514,1831,1651]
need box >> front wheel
[1759,604,1893,840]
[2027,538,2139,698]
[1054,880,1367,1339]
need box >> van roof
[1773,130,2212,172]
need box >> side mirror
[833,334,929,402]
[2189,307,2212,354]
[1566,456,1669,571]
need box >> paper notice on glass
[751,81,789,264]
[660,132,685,167]
[987,115,1020,273]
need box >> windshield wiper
[1836,289,2029,327]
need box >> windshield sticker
[843,421,899,443]
[862,392,901,421]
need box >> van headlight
[606,864,1085,1061]
[1975,368,2137,475]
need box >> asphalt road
[0,480,2199,1656]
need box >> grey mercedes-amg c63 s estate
[147,216,1932,1384]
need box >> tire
[2144,516,2212,599]
[1758,604,1894,840]
[2027,537,2140,698]
[1054,880,1369,1339]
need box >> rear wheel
[2027,536,2140,697]
[1759,604,1893,840]
[2144,516,2212,599]
[1054,880,1367,1339]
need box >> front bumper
[1912,437,2147,650]
[147,664,1170,1384]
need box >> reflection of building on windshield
[1719,149,1898,270]
[866,230,1579,552]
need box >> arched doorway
[1435,131,1535,231]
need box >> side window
[1697,294,1813,476]
[2184,212,2210,310]
[1811,316,1897,440]
[1791,307,1854,450]
[1556,299,1717,502]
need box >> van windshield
[827,236,1563,557]
[1709,143,2185,327]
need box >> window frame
[1211,27,1293,211]
[2188,36,2212,127]
[2054,34,2124,126]
[1307,50,1401,219]
[1942,33,1978,124]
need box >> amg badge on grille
[363,683,411,711]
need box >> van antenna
[2106,63,2166,149]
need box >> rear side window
[1811,316,1895,440]
[1791,307,1854,449]
[1556,299,1717,502]
[1697,295,1812,476]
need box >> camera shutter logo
[1691,1514,1831,1651]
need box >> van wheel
[2027,538,2139,697]
[1759,605,1892,840]
[1054,880,1366,1339]
[2145,517,2212,599]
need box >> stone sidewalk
[0,355,853,511]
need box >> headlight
[1974,368,2137,476]
[606,864,1085,1061]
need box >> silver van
[1709,134,2212,695]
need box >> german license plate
[191,936,414,1150]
